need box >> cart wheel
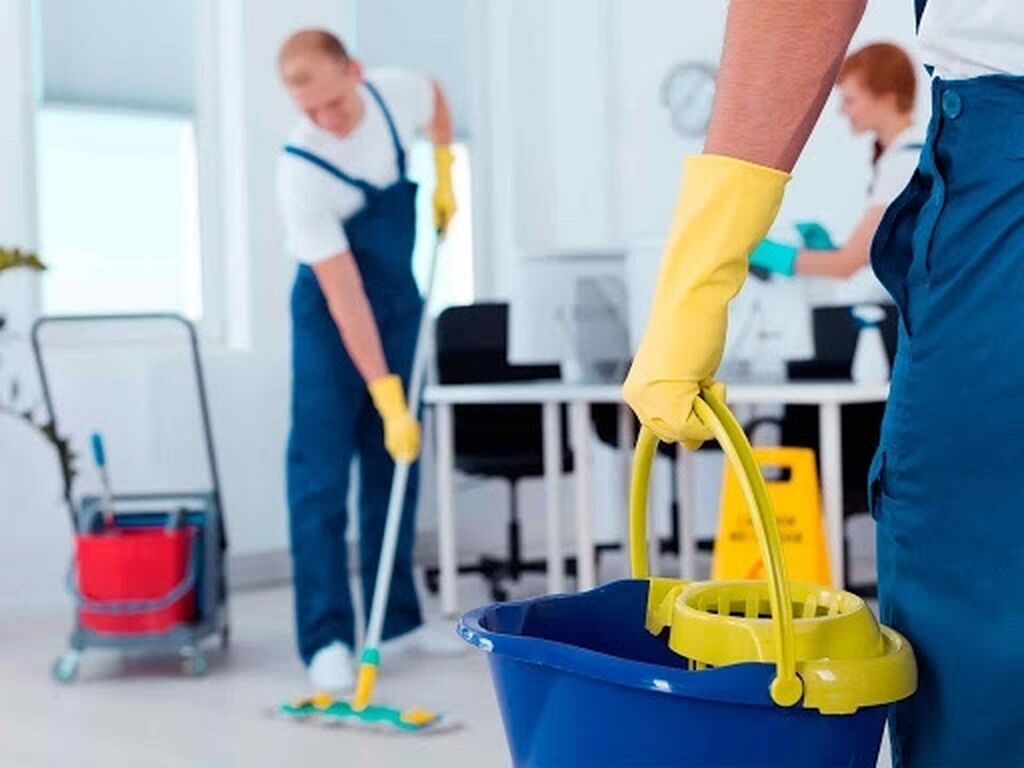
[182,648,208,677]
[52,651,80,684]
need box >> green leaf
[0,246,46,274]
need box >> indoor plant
[0,247,76,497]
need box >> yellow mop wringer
[632,388,916,714]
[278,234,447,733]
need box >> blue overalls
[870,67,1024,768]
[284,82,423,664]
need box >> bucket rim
[459,580,784,709]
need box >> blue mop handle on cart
[90,432,115,530]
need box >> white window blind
[36,0,198,112]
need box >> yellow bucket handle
[629,387,804,707]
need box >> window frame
[30,0,230,345]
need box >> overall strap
[363,80,407,178]
[914,0,928,30]
[914,0,934,76]
[282,145,379,194]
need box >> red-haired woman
[749,42,923,280]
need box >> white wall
[477,0,927,295]
[0,0,68,618]
[354,0,476,136]
[0,3,37,260]
[613,0,727,241]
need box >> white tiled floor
[0,585,507,768]
[0,552,892,767]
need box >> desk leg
[819,402,845,589]
[542,402,564,593]
[571,401,595,590]
[435,403,458,617]
[677,445,698,581]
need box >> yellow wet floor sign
[712,446,832,586]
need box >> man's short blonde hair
[279,29,349,85]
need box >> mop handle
[91,432,115,528]
[628,387,802,707]
[353,233,445,711]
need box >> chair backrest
[435,303,560,385]
[783,303,898,512]
[789,304,898,380]
[435,303,570,480]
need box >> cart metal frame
[32,314,229,681]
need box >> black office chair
[426,302,574,602]
[748,304,899,594]
[783,304,899,511]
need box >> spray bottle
[850,304,890,384]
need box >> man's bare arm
[796,205,884,277]
[312,251,389,383]
[705,0,867,171]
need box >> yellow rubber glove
[368,374,421,463]
[622,154,790,449]
[433,145,457,235]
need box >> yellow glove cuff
[368,374,408,420]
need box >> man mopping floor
[275,29,464,697]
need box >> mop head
[276,693,452,734]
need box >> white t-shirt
[277,68,433,264]
[868,125,925,208]
[918,1,1024,78]
[825,126,925,305]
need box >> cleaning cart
[32,314,229,682]
[460,388,916,767]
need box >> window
[36,106,202,318]
[409,141,475,311]
[33,0,206,322]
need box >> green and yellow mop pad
[277,693,448,733]
[276,650,452,733]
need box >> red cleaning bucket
[75,527,197,634]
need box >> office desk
[423,380,888,617]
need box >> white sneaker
[308,641,354,693]
[380,623,468,661]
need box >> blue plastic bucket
[459,579,887,768]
